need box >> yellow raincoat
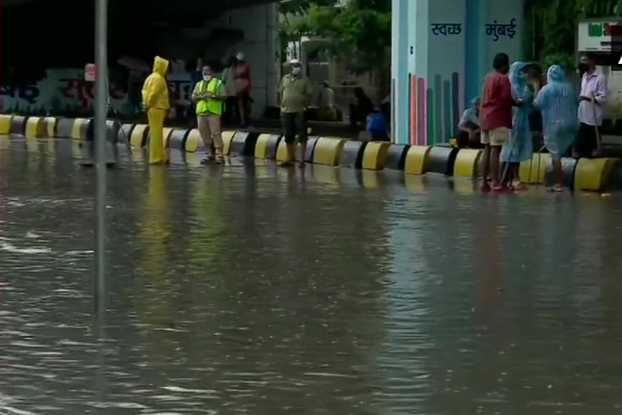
[141,56,170,164]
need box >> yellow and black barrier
[10,115,28,136]
[340,140,367,169]
[25,116,45,138]
[3,114,622,192]
[255,134,281,160]
[0,114,12,135]
[230,131,259,157]
[56,118,75,138]
[44,117,58,137]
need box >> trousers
[147,108,169,164]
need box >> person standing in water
[479,53,513,192]
[575,52,607,158]
[278,59,313,168]
[192,64,226,164]
[141,56,171,165]
[533,65,579,192]
[500,61,535,190]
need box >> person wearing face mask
[575,52,607,158]
[278,59,313,168]
[192,64,227,164]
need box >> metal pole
[94,0,107,319]
[94,0,108,411]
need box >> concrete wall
[208,3,280,116]
[391,0,523,145]
[0,3,281,119]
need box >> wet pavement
[1,137,622,415]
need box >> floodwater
[1,137,622,415]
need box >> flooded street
[1,137,622,414]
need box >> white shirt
[578,70,607,126]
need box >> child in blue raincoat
[500,61,535,190]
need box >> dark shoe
[298,161,306,169]
[279,161,294,168]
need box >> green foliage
[525,0,622,64]
[279,0,391,75]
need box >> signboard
[577,21,622,52]
[84,64,97,82]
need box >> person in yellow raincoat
[142,56,171,164]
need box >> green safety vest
[196,78,225,116]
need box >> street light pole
[94,0,108,410]
[94,0,107,320]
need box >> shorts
[481,127,509,146]
[281,111,308,144]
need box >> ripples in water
[0,140,622,413]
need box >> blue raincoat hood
[509,61,532,99]
[547,65,565,83]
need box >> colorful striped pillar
[391,0,524,146]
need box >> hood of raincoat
[509,61,531,99]
[547,65,565,83]
[152,56,169,77]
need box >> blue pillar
[391,0,525,146]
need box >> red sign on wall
[84,64,97,82]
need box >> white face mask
[203,74,211,81]
[291,67,302,76]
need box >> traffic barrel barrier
[0,115,13,135]
[71,118,93,140]
[10,115,27,136]
[254,134,281,160]
[339,141,367,169]
[404,145,432,175]
[384,144,409,170]
[426,146,459,175]
[312,137,346,166]
[129,124,149,147]
[303,137,320,163]
[105,120,122,143]
[519,153,550,184]
[117,124,135,144]
[25,117,45,138]
[230,131,259,157]
[453,149,483,178]
[168,128,190,150]
[56,118,74,138]
[361,142,390,170]
[573,157,617,191]
[184,129,203,152]
[43,117,57,137]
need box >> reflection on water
[1,138,622,414]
